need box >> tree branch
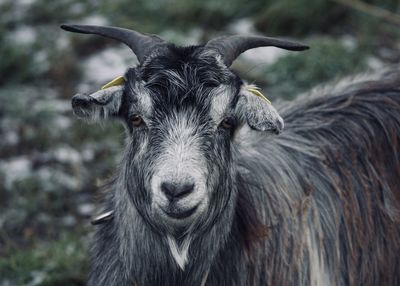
[333,0,400,26]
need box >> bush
[265,37,367,99]
[0,233,88,286]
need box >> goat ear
[237,84,284,134]
[71,85,124,121]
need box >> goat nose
[161,181,194,201]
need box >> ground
[0,0,399,284]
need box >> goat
[61,24,400,286]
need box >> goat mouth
[163,205,198,220]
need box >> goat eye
[131,115,143,127]
[221,117,235,129]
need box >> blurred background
[0,0,399,285]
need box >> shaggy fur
[72,44,400,285]
[230,68,400,285]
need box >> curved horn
[206,35,309,66]
[60,24,166,63]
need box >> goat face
[123,48,246,231]
[64,24,307,234]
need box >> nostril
[161,181,195,201]
[72,94,91,109]
[178,183,195,198]
[161,182,175,199]
[275,119,284,134]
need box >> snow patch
[366,56,384,70]
[52,146,81,165]
[53,116,72,130]
[241,47,289,65]
[27,271,46,286]
[33,50,50,73]
[37,167,81,191]
[228,18,256,34]
[81,15,109,26]
[34,99,70,113]
[81,148,95,162]
[77,203,95,216]
[341,35,357,51]
[69,2,85,15]
[0,157,32,189]
[4,130,19,145]
[61,214,77,227]
[12,26,36,45]
[161,28,202,46]
[80,46,137,89]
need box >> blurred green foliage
[0,233,88,286]
[0,38,37,85]
[0,0,399,285]
[1,0,399,88]
[99,0,266,33]
[266,38,367,99]
[254,0,400,36]
[255,0,342,36]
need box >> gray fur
[82,67,400,286]
[65,33,400,284]
[71,85,124,121]
[237,84,284,133]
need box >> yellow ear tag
[247,88,271,105]
[101,76,125,90]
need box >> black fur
[74,45,400,285]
